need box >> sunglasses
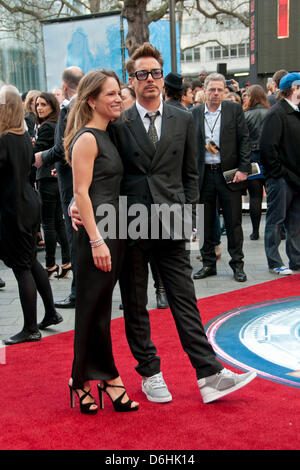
[131,69,163,81]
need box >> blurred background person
[0,85,62,345]
[243,85,270,240]
[24,90,40,139]
[267,69,288,107]
[163,72,185,110]
[193,89,206,106]
[225,92,241,104]
[181,82,194,109]
[33,92,71,279]
[121,85,136,110]
[53,87,65,105]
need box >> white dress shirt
[135,100,163,140]
[204,103,222,164]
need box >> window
[205,43,249,61]
[181,46,201,63]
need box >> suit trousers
[119,238,223,380]
[200,166,244,271]
[265,177,300,270]
[57,178,76,301]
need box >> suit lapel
[125,105,155,160]
[198,105,205,143]
[151,103,174,167]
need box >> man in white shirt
[192,73,251,282]
[107,44,256,405]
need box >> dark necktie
[146,111,159,147]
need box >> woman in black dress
[64,70,139,414]
[0,86,62,345]
[34,92,71,278]
[243,85,269,240]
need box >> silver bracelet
[89,238,105,248]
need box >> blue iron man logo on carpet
[205,297,300,388]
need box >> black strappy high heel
[69,382,98,415]
[97,381,139,413]
[55,263,72,279]
[46,265,59,279]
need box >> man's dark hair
[126,42,164,75]
[182,82,192,96]
[191,79,203,90]
[272,69,288,88]
[164,84,183,102]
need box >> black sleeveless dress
[71,127,124,388]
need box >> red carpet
[1,275,300,450]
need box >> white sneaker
[198,368,257,404]
[142,372,172,403]
[270,266,293,276]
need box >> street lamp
[169,0,177,72]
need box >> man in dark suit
[163,72,186,110]
[34,66,84,310]
[192,73,251,282]
[108,44,256,404]
[260,72,300,275]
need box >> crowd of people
[1,42,300,414]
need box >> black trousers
[119,238,223,380]
[57,179,76,301]
[38,178,70,268]
[200,166,244,271]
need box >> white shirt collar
[205,103,222,114]
[284,98,299,111]
[135,99,163,119]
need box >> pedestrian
[64,70,139,414]
[0,85,62,345]
[260,72,300,275]
[192,73,251,282]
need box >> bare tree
[0,0,249,53]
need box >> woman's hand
[92,243,112,272]
[69,202,83,231]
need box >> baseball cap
[279,72,300,90]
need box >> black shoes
[4,330,42,345]
[193,266,247,282]
[38,312,63,330]
[250,232,259,240]
[97,381,139,412]
[0,278,5,288]
[193,266,217,280]
[233,269,247,282]
[69,379,98,415]
[54,295,75,309]
[156,291,169,309]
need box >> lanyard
[204,111,221,140]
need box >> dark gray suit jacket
[109,101,199,238]
[192,100,251,191]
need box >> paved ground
[0,213,291,342]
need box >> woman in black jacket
[33,93,71,278]
[0,86,62,345]
[244,85,270,240]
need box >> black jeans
[38,178,70,268]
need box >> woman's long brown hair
[243,84,270,111]
[64,69,120,166]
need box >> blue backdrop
[43,13,181,91]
